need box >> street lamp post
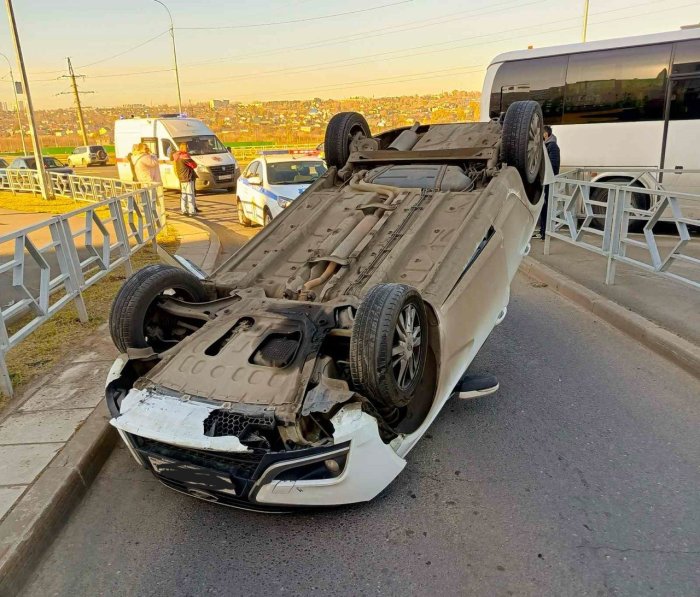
[0,52,26,154]
[4,0,52,199]
[582,0,590,42]
[153,0,182,114]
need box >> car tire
[237,197,252,226]
[502,100,544,185]
[263,208,272,227]
[324,111,371,169]
[109,264,208,353]
[350,283,429,411]
[97,149,107,162]
[590,177,649,232]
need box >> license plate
[148,455,237,495]
[218,174,233,180]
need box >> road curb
[0,403,116,596]
[169,213,221,273]
[520,257,700,379]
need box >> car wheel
[590,177,649,232]
[263,208,272,227]
[236,198,252,226]
[97,149,107,162]
[324,111,371,169]
[502,100,544,185]
[109,264,208,353]
[350,284,429,411]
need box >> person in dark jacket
[537,125,560,239]
[172,142,198,216]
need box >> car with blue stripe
[236,151,327,227]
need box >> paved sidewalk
[0,215,221,593]
[530,236,700,346]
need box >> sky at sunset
[0,0,698,109]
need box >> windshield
[173,135,227,156]
[266,160,327,185]
[22,157,64,169]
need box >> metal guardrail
[544,168,700,290]
[230,144,319,163]
[0,174,165,397]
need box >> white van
[114,116,240,192]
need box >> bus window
[489,56,567,124]
[563,44,671,124]
[672,39,700,76]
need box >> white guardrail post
[0,170,165,397]
[545,167,700,291]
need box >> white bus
[481,28,700,215]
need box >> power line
[180,0,549,68]
[177,0,412,30]
[224,0,696,102]
[187,0,680,88]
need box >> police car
[236,151,327,227]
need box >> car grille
[210,164,236,176]
[130,434,265,479]
[203,409,275,439]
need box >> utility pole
[153,0,182,114]
[582,0,590,42]
[4,0,52,198]
[0,53,26,154]
[59,58,92,146]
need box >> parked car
[67,145,108,167]
[237,151,327,227]
[8,156,74,175]
[105,101,550,511]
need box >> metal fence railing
[0,175,165,397]
[544,168,700,291]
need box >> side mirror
[227,146,232,153]
[248,175,262,186]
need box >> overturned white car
[106,101,548,511]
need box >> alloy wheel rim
[392,303,422,390]
[527,112,542,175]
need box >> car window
[11,158,29,168]
[266,161,327,185]
[73,147,83,154]
[43,157,63,168]
[89,145,102,152]
[0,158,7,168]
[244,162,259,178]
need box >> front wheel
[263,208,272,227]
[324,111,371,169]
[350,284,429,411]
[109,264,208,353]
[502,100,544,185]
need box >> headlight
[276,196,293,208]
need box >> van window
[173,135,227,156]
[563,44,671,124]
[161,139,176,158]
[489,56,568,124]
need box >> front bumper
[109,382,406,509]
[196,166,240,191]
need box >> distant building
[209,99,230,110]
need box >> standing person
[126,143,139,182]
[132,143,162,184]
[537,125,561,239]
[173,142,199,216]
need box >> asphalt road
[20,273,700,597]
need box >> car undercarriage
[106,101,548,509]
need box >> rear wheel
[502,100,544,185]
[324,112,371,169]
[237,197,252,226]
[109,264,208,353]
[350,284,429,411]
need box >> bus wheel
[590,177,649,232]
